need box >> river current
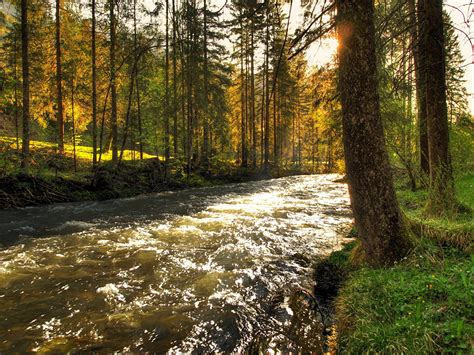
[0,174,351,352]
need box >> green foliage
[451,125,474,176]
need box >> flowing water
[0,174,351,353]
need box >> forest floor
[0,137,308,209]
[319,173,474,353]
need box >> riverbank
[0,159,309,209]
[314,174,473,353]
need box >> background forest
[0,0,472,201]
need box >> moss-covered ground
[329,174,473,353]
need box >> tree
[91,0,98,167]
[20,0,30,170]
[55,0,65,154]
[109,0,118,164]
[336,0,410,266]
[409,0,429,176]
[420,0,455,215]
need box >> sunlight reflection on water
[0,174,351,352]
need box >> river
[0,174,351,353]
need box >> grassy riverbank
[325,174,473,353]
[0,137,308,209]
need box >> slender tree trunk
[20,0,30,170]
[264,3,270,172]
[133,0,143,160]
[110,0,118,164]
[260,70,265,167]
[411,0,429,176]
[240,12,247,168]
[421,0,455,215]
[172,0,178,157]
[336,0,410,266]
[136,78,143,160]
[202,0,209,169]
[119,64,137,163]
[55,0,64,154]
[71,73,77,172]
[165,0,170,175]
[185,1,193,175]
[250,25,256,169]
[273,80,277,165]
[91,0,98,167]
[13,34,20,151]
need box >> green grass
[336,245,473,353]
[335,174,474,353]
[0,136,156,163]
[396,174,474,247]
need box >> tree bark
[20,0,30,170]
[55,0,64,154]
[264,2,270,172]
[172,0,178,157]
[165,0,170,175]
[421,0,455,215]
[202,0,210,169]
[71,71,77,172]
[92,0,98,167]
[13,34,20,151]
[336,0,410,266]
[250,24,257,169]
[240,11,247,168]
[110,0,118,164]
[411,0,429,176]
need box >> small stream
[0,174,351,353]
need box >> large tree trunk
[421,0,455,215]
[55,0,64,154]
[110,0,118,164]
[411,0,429,176]
[20,0,30,170]
[336,0,410,266]
[92,0,98,167]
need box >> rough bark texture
[336,0,410,266]
[421,0,455,215]
[21,0,30,170]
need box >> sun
[308,37,339,66]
